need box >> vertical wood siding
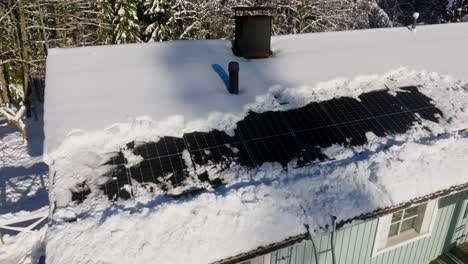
[269,190,468,264]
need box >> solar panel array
[71,86,443,202]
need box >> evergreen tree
[143,0,178,42]
[99,0,118,44]
[114,0,142,43]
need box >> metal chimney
[232,6,274,59]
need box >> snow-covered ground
[43,23,468,264]
[0,107,48,264]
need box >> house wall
[268,189,468,264]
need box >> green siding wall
[269,190,468,264]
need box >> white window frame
[238,254,271,264]
[388,206,420,238]
[371,199,438,258]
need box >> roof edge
[212,182,468,264]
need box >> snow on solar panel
[71,86,444,202]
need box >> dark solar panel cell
[129,166,144,183]
[70,182,91,204]
[245,134,300,166]
[111,152,126,165]
[154,156,184,176]
[118,188,132,200]
[336,122,371,146]
[395,87,443,123]
[413,108,442,123]
[363,118,387,137]
[129,154,192,189]
[154,138,170,156]
[160,137,186,155]
[284,103,333,131]
[236,111,291,140]
[211,130,234,145]
[297,126,347,149]
[295,146,327,167]
[359,90,407,117]
[184,130,233,151]
[196,172,224,188]
[138,159,157,183]
[321,97,373,124]
[102,152,125,166]
[184,133,202,150]
[101,180,132,200]
[165,171,185,186]
[376,112,418,135]
[112,165,131,186]
[396,86,433,110]
[190,146,234,167]
[101,180,120,201]
[133,142,156,159]
[230,141,256,167]
[133,137,184,158]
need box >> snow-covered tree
[114,0,142,43]
[99,0,118,44]
[143,0,179,42]
[272,0,391,35]
[442,0,468,22]
[99,0,142,44]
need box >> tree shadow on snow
[0,162,49,215]
[25,103,45,157]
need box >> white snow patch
[122,148,143,168]
[0,227,46,264]
[0,109,48,264]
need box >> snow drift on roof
[46,67,468,264]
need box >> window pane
[404,207,418,219]
[401,217,416,232]
[392,211,403,223]
[388,223,400,237]
[463,202,468,219]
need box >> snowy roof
[44,23,468,264]
[44,23,468,154]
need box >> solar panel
[184,131,238,169]
[243,134,300,166]
[126,138,194,191]
[70,182,91,203]
[285,102,334,131]
[71,86,445,202]
[395,87,443,122]
[184,130,232,151]
[100,164,132,200]
[321,97,373,123]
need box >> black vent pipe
[228,62,239,94]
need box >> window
[372,199,438,257]
[463,201,468,219]
[237,254,270,264]
[388,207,419,237]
